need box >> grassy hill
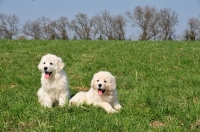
[1,40,200,131]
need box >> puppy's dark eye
[97,80,99,82]
[104,80,107,83]
[50,63,53,65]
[43,62,45,64]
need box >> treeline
[0,6,200,41]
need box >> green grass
[1,40,200,131]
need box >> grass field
[1,40,200,131]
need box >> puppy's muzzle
[98,83,105,95]
[44,67,48,71]
[43,66,52,79]
[98,84,102,88]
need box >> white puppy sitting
[69,71,122,113]
[37,54,71,108]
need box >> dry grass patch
[150,121,166,128]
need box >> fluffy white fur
[37,54,70,108]
[69,71,122,113]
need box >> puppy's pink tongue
[98,90,103,95]
[44,73,50,79]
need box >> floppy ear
[57,57,65,71]
[38,57,44,71]
[91,73,96,88]
[109,75,117,90]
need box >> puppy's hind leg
[69,92,86,106]
[59,93,68,107]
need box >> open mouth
[44,72,52,79]
[98,89,105,95]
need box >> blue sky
[0,0,200,39]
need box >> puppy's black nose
[44,67,48,70]
[98,84,102,87]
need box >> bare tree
[92,13,107,40]
[112,14,126,40]
[99,11,115,40]
[40,16,52,40]
[0,13,20,39]
[126,6,159,40]
[158,8,178,40]
[22,19,42,39]
[47,21,59,39]
[69,13,93,40]
[183,29,190,41]
[55,17,69,39]
[91,15,102,39]
[183,17,200,41]
[69,19,82,39]
[48,17,69,40]
[92,11,127,40]
[93,11,116,40]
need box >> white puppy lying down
[37,54,70,108]
[69,71,122,113]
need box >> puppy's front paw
[69,101,77,106]
[59,103,65,107]
[69,101,73,106]
[43,103,52,108]
[114,104,122,110]
[107,108,117,113]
